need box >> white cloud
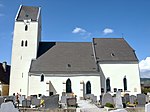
[72,27,86,34]
[103,28,114,35]
[139,57,150,78]
[72,27,92,39]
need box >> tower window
[41,74,44,82]
[25,40,28,47]
[21,40,24,47]
[25,25,28,31]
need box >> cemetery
[0,91,150,112]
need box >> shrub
[105,103,114,108]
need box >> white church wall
[29,75,101,100]
[99,63,141,95]
[9,20,41,96]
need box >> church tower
[9,5,41,96]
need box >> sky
[0,0,150,77]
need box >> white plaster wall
[29,75,101,100]
[9,20,41,96]
[99,63,141,95]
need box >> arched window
[86,81,91,94]
[25,25,28,31]
[106,78,111,92]
[123,76,127,91]
[25,40,28,47]
[66,78,72,93]
[21,40,24,47]
[41,74,44,82]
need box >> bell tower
[9,5,41,96]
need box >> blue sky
[0,0,150,77]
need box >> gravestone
[61,96,67,103]
[137,94,146,106]
[124,94,130,103]
[102,93,114,106]
[42,94,59,109]
[22,100,31,107]
[31,95,37,99]
[27,96,31,100]
[0,96,4,105]
[31,98,40,107]
[0,102,19,112]
[115,91,123,109]
[67,97,77,107]
[4,96,15,103]
[145,103,150,112]
[62,92,66,96]
[129,95,136,104]
[146,95,149,103]
[85,94,97,103]
[18,96,25,105]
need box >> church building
[9,5,141,100]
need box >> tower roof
[16,5,40,21]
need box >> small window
[38,94,42,97]
[21,40,24,47]
[67,64,71,67]
[134,88,137,92]
[20,56,22,60]
[49,92,53,96]
[25,25,28,31]
[25,40,28,47]
[41,74,44,82]
[106,78,111,92]
[66,78,72,93]
[101,88,104,93]
[86,81,91,94]
[123,76,127,91]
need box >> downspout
[92,38,106,94]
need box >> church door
[66,78,72,93]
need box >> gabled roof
[0,63,10,84]
[29,38,138,75]
[16,5,40,21]
[30,42,98,75]
[93,38,138,62]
